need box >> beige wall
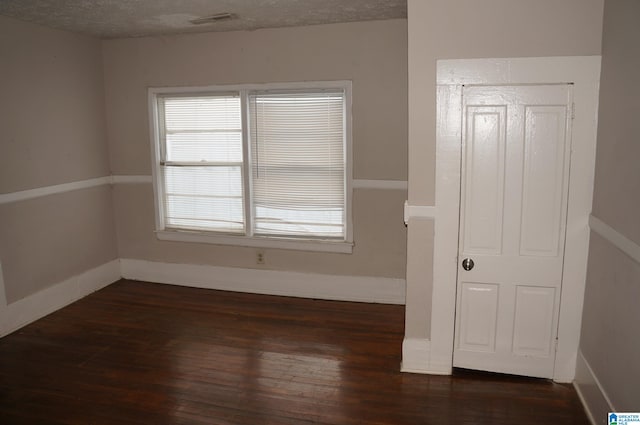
[581,235,639,411]
[0,16,111,193]
[405,0,604,339]
[103,19,408,278]
[0,16,117,303]
[0,187,118,303]
[580,0,640,412]
[103,19,407,180]
[113,184,407,278]
[591,1,640,244]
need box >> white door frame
[431,56,601,382]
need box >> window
[149,82,352,253]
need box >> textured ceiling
[0,0,407,39]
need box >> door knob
[461,258,474,271]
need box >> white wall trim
[0,175,408,205]
[589,215,640,264]
[353,179,408,190]
[425,56,602,381]
[0,260,120,338]
[574,350,616,425]
[401,338,431,373]
[120,259,406,305]
[400,338,452,375]
[0,257,405,339]
[111,175,153,184]
[0,176,111,205]
[403,201,436,224]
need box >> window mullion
[240,89,254,237]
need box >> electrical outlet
[256,251,265,265]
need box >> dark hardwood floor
[0,279,589,424]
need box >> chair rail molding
[403,201,436,225]
[589,215,640,264]
[0,176,409,205]
[0,176,111,205]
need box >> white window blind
[159,94,245,233]
[249,90,346,239]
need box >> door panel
[520,106,568,257]
[454,84,572,378]
[457,282,499,353]
[512,286,556,357]
[462,107,506,255]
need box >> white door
[453,84,573,378]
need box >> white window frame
[148,81,353,254]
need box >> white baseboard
[120,259,406,305]
[574,349,615,425]
[401,338,431,373]
[0,262,7,308]
[401,337,454,375]
[425,359,454,375]
[0,260,121,337]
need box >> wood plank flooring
[0,279,589,424]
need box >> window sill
[156,230,354,254]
